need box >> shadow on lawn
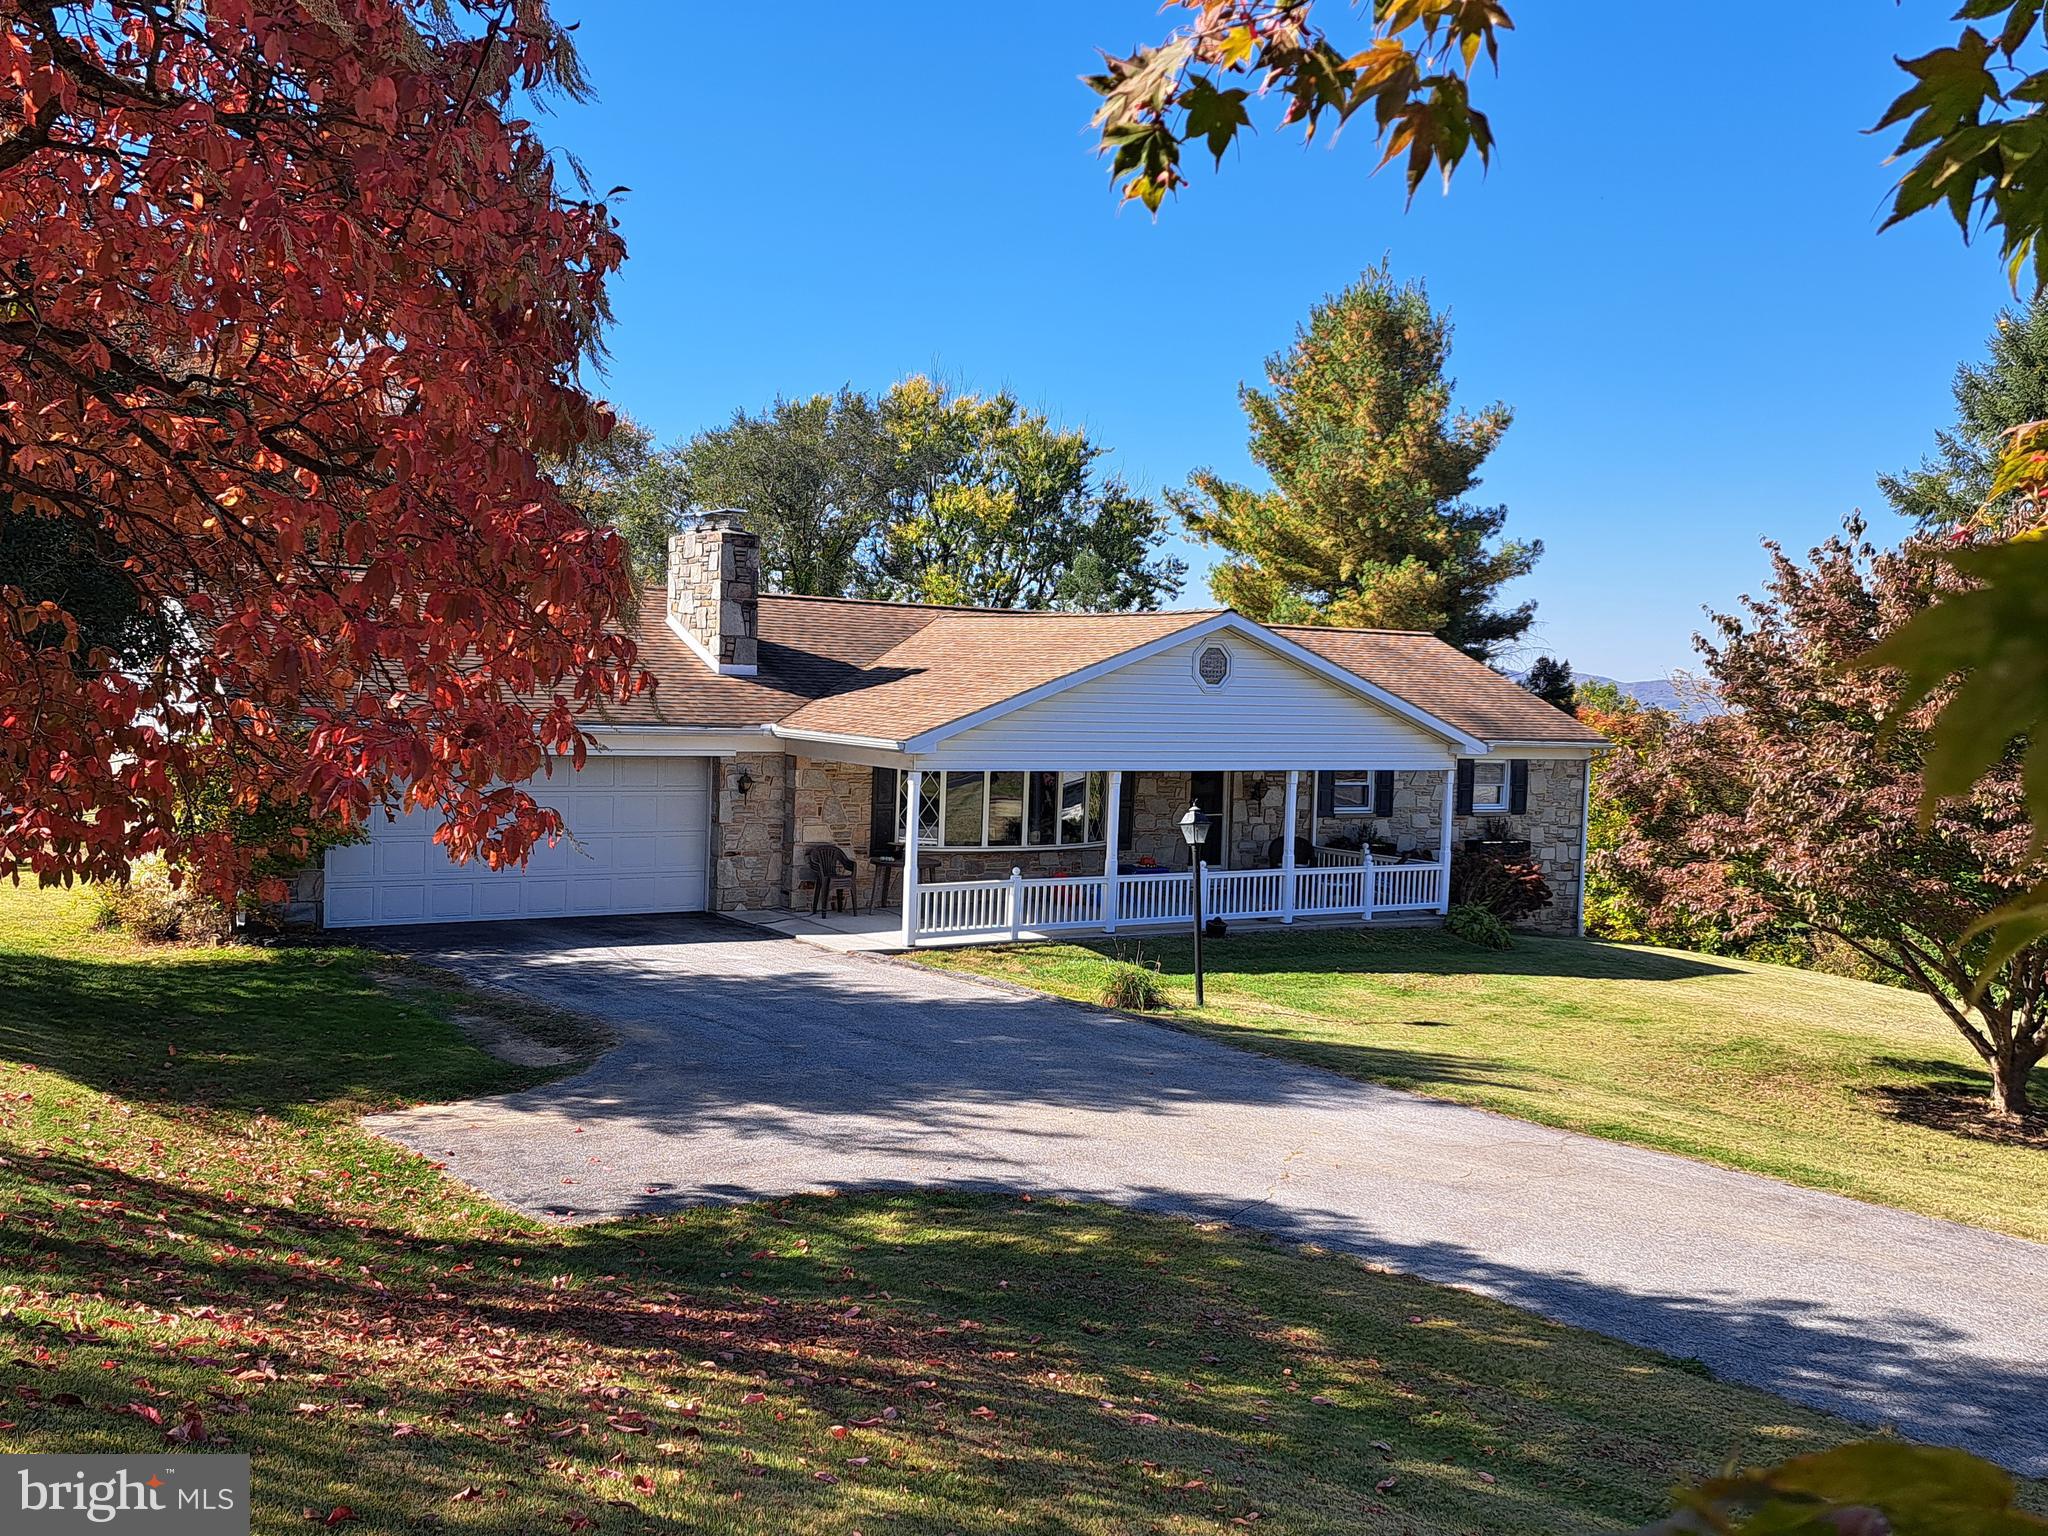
[1863,1055,2048,1147]
[4,1148,2042,1487]
[0,940,530,1113]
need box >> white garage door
[322,756,711,928]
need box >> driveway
[366,914,2048,1474]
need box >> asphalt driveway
[366,913,2048,1474]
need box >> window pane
[988,772,1025,846]
[1028,772,1059,845]
[918,774,942,841]
[1059,771,1088,845]
[895,771,908,846]
[1087,772,1105,844]
[1472,762,1507,809]
[1333,772,1370,810]
[944,772,987,847]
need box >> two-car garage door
[323,756,711,928]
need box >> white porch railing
[910,860,1447,945]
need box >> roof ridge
[1269,622,1440,638]
[759,592,1229,619]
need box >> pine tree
[1521,656,1576,712]
[1175,266,1540,661]
[1880,294,2048,535]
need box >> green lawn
[918,928,2048,1243]
[0,885,1905,1533]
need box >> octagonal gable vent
[1194,643,1232,688]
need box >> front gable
[907,623,1467,772]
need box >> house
[319,514,1607,944]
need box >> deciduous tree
[1600,523,2047,1118]
[549,414,685,586]
[867,377,1184,611]
[0,0,641,904]
[679,390,891,597]
[1176,267,1537,660]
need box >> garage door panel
[377,885,426,923]
[475,884,523,918]
[376,841,428,878]
[324,756,711,928]
[430,886,475,920]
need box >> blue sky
[545,4,2014,680]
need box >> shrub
[92,855,232,944]
[1101,960,1169,1011]
[1444,902,1513,950]
[1449,848,1553,922]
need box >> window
[1329,771,1383,815]
[1470,761,1508,812]
[897,770,1107,850]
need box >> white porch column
[1102,769,1123,933]
[1436,764,1457,913]
[900,768,923,947]
[1280,770,1299,923]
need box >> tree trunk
[1989,1048,2040,1120]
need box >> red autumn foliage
[1597,521,2048,1117]
[0,1,645,903]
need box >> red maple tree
[1598,524,2048,1119]
[1,0,644,903]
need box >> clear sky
[541,3,2015,681]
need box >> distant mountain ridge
[1513,669,1719,721]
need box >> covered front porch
[771,761,1458,950]
[898,766,1452,947]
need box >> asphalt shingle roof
[585,588,1602,749]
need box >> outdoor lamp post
[1177,804,1213,1006]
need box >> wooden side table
[868,856,903,914]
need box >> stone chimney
[666,510,759,676]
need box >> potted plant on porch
[1464,816,1531,859]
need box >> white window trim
[1469,761,1510,813]
[1328,769,1386,816]
[896,769,1108,852]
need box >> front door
[1189,771,1227,868]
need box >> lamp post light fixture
[1177,803,1214,1006]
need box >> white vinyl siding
[917,632,1458,772]
[323,755,711,927]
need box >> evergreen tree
[1175,266,1540,661]
[1880,295,2048,535]
[1521,656,1575,713]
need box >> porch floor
[728,904,1442,956]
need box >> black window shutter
[1455,759,1476,816]
[1373,771,1395,818]
[1509,759,1530,815]
[870,767,896,854]
[1118,776,1135,851]
[1314,771,1335,818]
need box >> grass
[0,888,1927,1534]
[917,927,2048,1243]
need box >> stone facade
[711,753,1586,933]
[787,755,883,908]
[1297,762,1587,934]
[666,513,759,672]
[711,750,787,911]
[1496,757,1587,936]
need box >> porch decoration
[1178,804,1215,1006]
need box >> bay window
[897,770,1106,850]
